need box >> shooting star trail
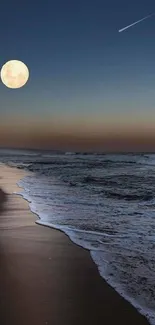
[118,13,154,33]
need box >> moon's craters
[0,60,29,89]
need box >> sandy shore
[0,165,150,325]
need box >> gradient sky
[0,0,155,150]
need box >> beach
[0,165,150,325]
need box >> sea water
[1,150,155,324]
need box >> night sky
[0,0,155,151]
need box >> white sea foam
[16,188,155,325]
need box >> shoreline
[0,165,150,325]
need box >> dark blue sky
[0,0,155,122]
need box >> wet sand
[0,165,150,325]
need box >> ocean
[0,149,155,324]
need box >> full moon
[0,60,29,89]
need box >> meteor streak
[118,13,154,33]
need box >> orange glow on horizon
[0,112,155,151]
